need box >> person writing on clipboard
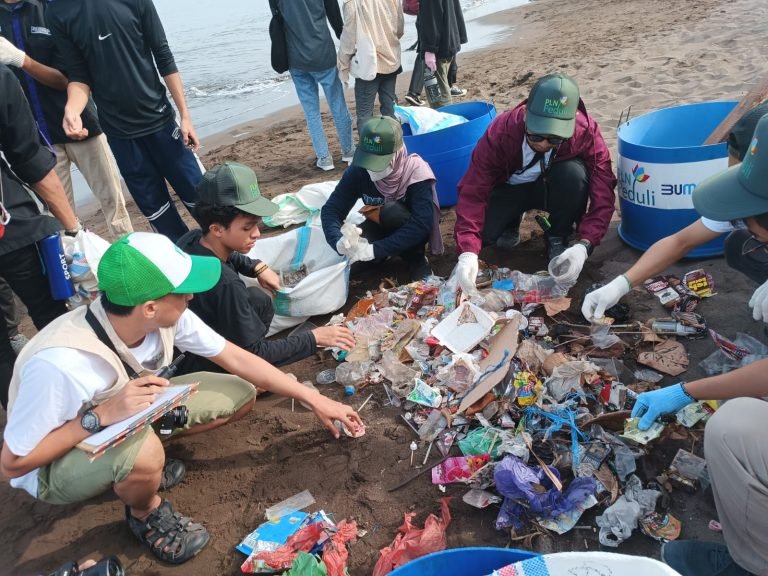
[0,232,363,566]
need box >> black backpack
[268,0,289,74]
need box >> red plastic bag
[372,498,452,576]
[249,522,327,571]
[323,519,358,576]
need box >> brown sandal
[126,499,209,564]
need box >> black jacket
[47,0,178,138]
[321,166,433,259]
[0,66,60,257]
[176,230,317,373]
[418,0,467,60]
[0,0,101,145]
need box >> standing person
[0,66,80,409]
[405,54,465,106]
[338,0,404,131]
[0,280,27,354]
[47,0,203,243]
[176,162,356,373]
[279,0,355,172]
[0,0,133,239]
[451,74,616,297]
[321,116,443,281]
[418,0,467,108]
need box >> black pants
[482,158,589,247]
[724,229,768,284]
[0,243,68,409]
[359,202,427,267]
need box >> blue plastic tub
[388,546,538,576]
[403,101,497,207]
[617,101,737,257]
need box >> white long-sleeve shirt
[338,0,404,80]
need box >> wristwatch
[576,239,593,256]
[80,408,103,433]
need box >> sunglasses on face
[526,132,565,145]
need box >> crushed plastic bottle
[335,361,374,395]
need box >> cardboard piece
[431,302,495,354]
[544,297,572,317]
[458,317,521,413]
[637,339,689,376]
[704,78,768,145]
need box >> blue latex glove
[630,383,693,430]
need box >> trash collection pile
[236,262,751,574]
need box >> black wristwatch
[576,239,593,256]
[80,409,103,433]
[64,223,83,237]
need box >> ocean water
[156,0,526,138]
[73,0,525,207]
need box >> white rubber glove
[336,237,356,259]
[749,279,768,322]
[454,252,479,296]
[0,37,25,68]
[424,52,437,72]
[355,242,375,262]
[581,275,632,322]
[548,243,588,287]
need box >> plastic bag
[372,498,452,576]
[595,475,660,547]
[285,552,327,576]
[378,351,419,397]
[494,455,597,530]
[245,226,350,336]
[508,271,569,304]
[699,331,768,375]
[262,181,366,229]
[458,427,503,460]
[545,361,598,402]
[394,105,467,135]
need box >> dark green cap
[694,114,768,221]
[525,74,580,139]
[353,116,404,171]
[196,162,278,217]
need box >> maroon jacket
[454,99,617,254]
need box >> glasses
[526,132,565,145]
[741,235,768,256]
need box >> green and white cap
[98,232,221,306]
[694,114,768,220]
[353,116,404,171]
[525,74,580,139]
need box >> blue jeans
[290,66,354,161]
[107,121,203,242]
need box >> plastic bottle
[424,71,442,109]
[39,234,75,300]
[651,320,699,336]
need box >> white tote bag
[349,0,377,81]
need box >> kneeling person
[0,232,362,565]
[321,116,444,281]
[177,162,355,373]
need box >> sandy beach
[3,0,768,574]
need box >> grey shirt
[278,0,343,72]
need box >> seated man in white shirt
[0,232,362,566]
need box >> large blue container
[403,101,497,207]
[389,546,537,576]
[617,101,737,257]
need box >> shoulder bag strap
[85,307,141,379]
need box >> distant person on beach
[338,0,404,131]
[584,115,768,576]
[47,0,203,243]
[321,116,443,281]
[417,0,467,108]
[583,106,768,324]
[0,67,80,410]
[0,232,363,565]
[0,0,134,239]
[278,0,355,172]
[405,54,466,107]
[452,73,616,297]
[176,162,355,374]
